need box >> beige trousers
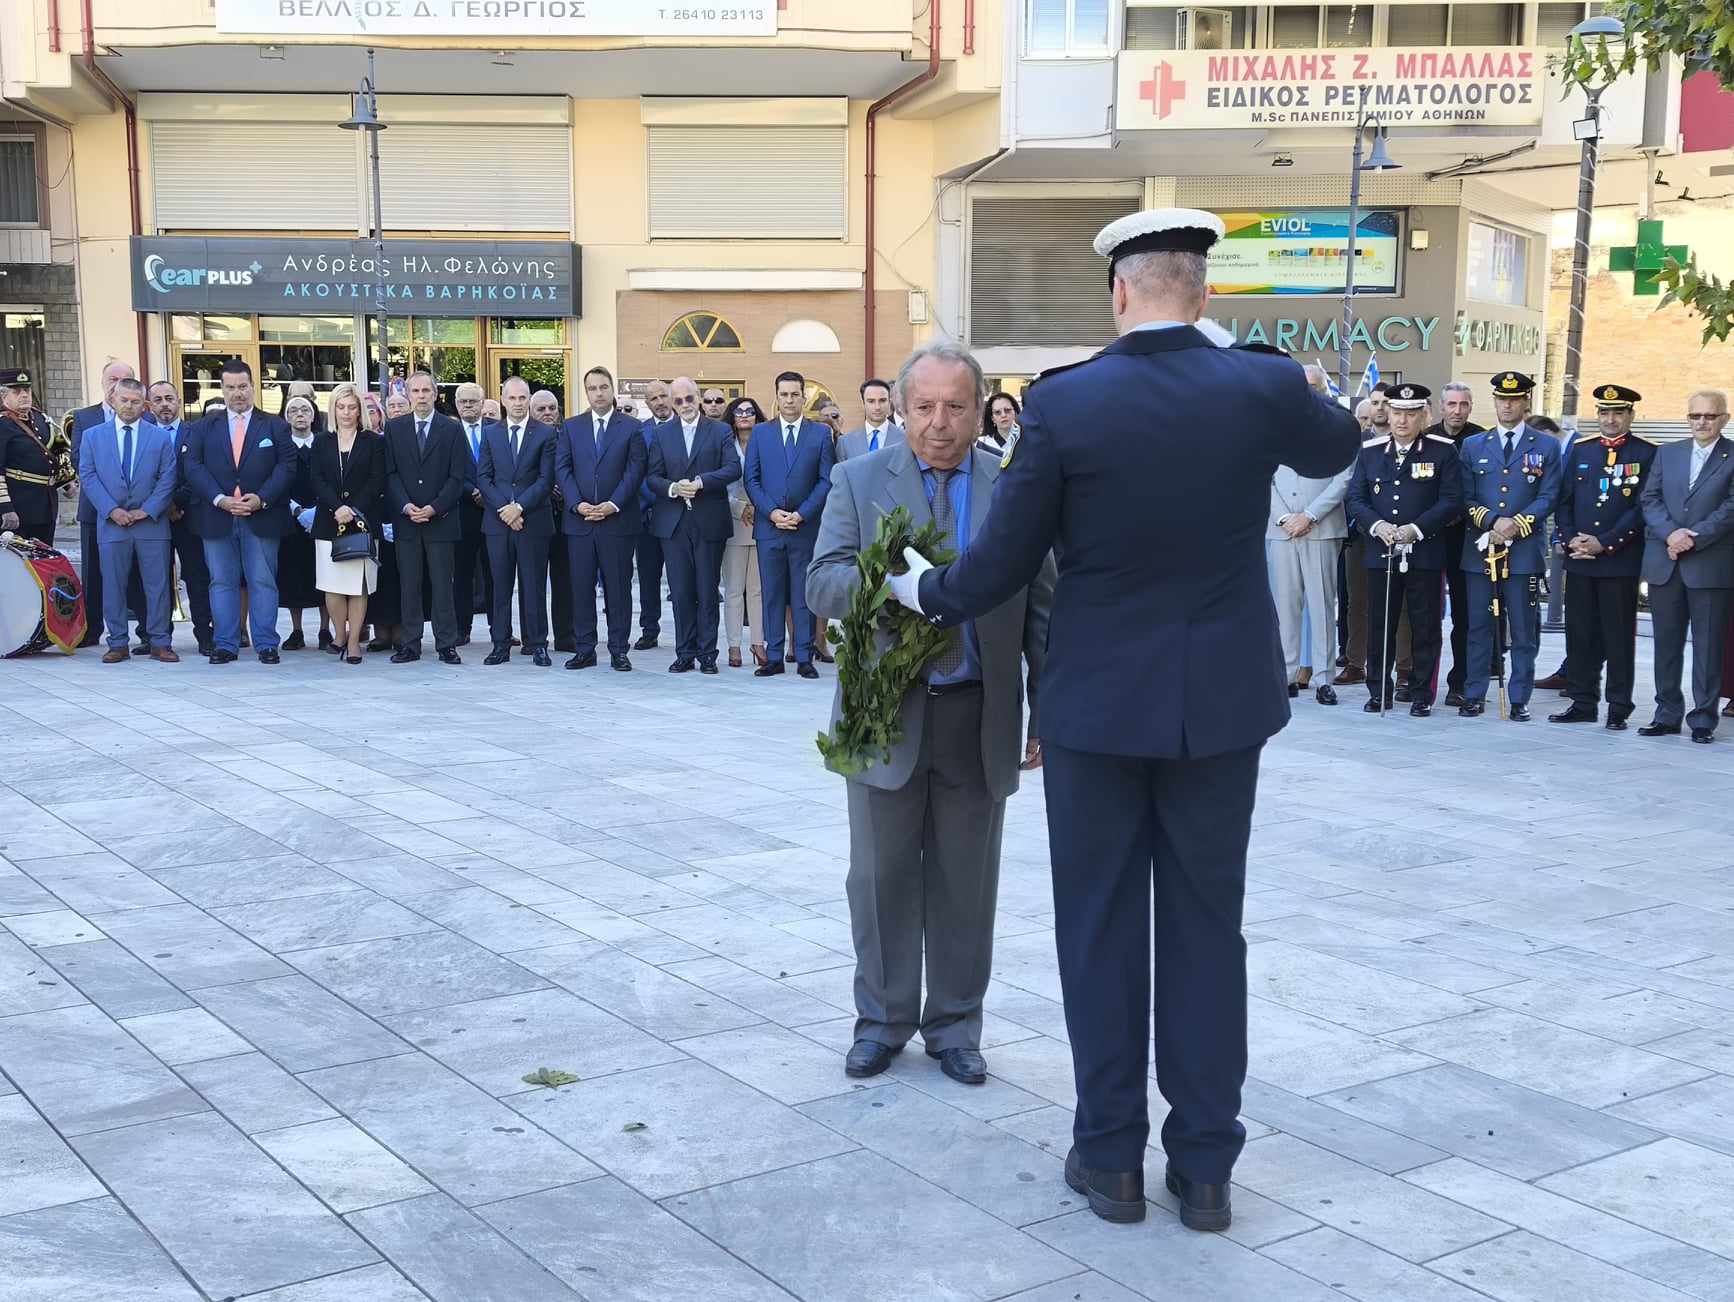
[722,540,764,649]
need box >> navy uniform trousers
[1044,739,1260,1183]
[1465,569,1542,706]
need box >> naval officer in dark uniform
[1549,384,1656,729]
[1343,383,1463,716]
[1458,371,1564,721]
[888,209,1360,1230]
[0,368,62,545]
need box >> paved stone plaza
[3,615,1734,1302]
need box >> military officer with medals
[1344,383,1463,717]
[1548,384,1656,729]
[1457,371,1564,721]
[0,368,64,545]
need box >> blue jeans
[204,519,281,653]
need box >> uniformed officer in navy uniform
[0,368,62,545]
[1549,383,1656,729]
[1344,383,1463,717]
[887,209,1360,1232]
[1457,371,1564,720]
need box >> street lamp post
[1336,112,1400,401]
[341,50,389,398]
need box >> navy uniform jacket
[0,408,59,525]
[181,408,296,538]
[1344,433,1463,571]
[1457,424,1564,574]
[1555,432,1657,579]
[917,324,1360,760]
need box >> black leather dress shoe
[1638,722,1680,737]
[1393,684,1412,703]
[257,649,280,665]
[610,653,633,672]
[1166,1165,1232,1232]
[814,649,835,664]
[437,648,462,665]
[366,639,393,653]
[208,649,236,665]
[281,630,305,651]
[1409,701,1432,718]
[484,646,511,665]
[131,640,152,656]
[1692,728,1715,744]
[1361,698,1383,714]
[1549,705,1597,724]
[565,652,597,670]
[699,659,719,675]
[1287,683,1300,698]
[1458,700,1485,717]
[1445,689,1466,708]
[669,658,696,674]
[755,661,785,677]
[1314,684,1338,706]
[844,1039,899,1078]
[1509,704,1531,722]
[796,662,819,679]
[927,1046,986,1084]
[633,633,658,651]
[390,648,420,663]
[196,642,214,658]
[1064,1148,1145,1224]
[1605,714,1629,731]
[532,648,552,667]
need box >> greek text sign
[1117,47,1543,129]
[216,0,776,37]
[131,237,580,318]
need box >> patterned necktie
[926,468,964,678]
[785,424,797,461]
[416,418,428,452]
[510,425,521,460]
[120,424,134,487]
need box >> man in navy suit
[453,382,495,647]
[555,365,645,672]
[75,378,180,663]
[744,370,834,678]
[69,360,139,647]
[384,371,468,664]
[646,377,742,674]
[891,210,1359,1230]
[633,379,672,650]
[477,376,557,666]
[148,380,214,656]
[180,359,295,663]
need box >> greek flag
[1358,353,1381,396]
[1316,360,1342,400]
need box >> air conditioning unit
[1177,7,1233,49]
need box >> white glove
[885,546,932,614]
[297,508,315,532]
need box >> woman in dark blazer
[310,383,386,662]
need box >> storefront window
[366,316,479,411]
[0,313,45,391]
[1467,222,1529,307]
[489,317,565,347]
[200,315,255,342]
[170,313,203,344]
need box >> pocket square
[259,438,273,448]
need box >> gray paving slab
[1607,1076,1734,1158]
[210,889,441,952]
[0,1095,105,1216]
[1429,1231,1697,1302]
[345,1193,584,1302]
[1539,1139,1734,1258]
[194,974,411,1071]
[241,1263,429,1301]
[96,902,292,989]
[283,930,550,1016]
[119,1006,253,1064]
[0,930,87,1017]
[1264,1227,1488,1302]
[508,938,764,1038]
[254,1116,436,1212]
[0,1197,204,1301]
[176,1050,340,1133]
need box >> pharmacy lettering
[130,237,581,318]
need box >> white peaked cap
[1093,208,1227,260]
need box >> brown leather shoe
[149,647,181,664]
[1333,666,1366,685]
[101,647,128,664]
[1534,672,1568,690]
[728,648,742,668]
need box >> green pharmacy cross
[1609,219,1689,296]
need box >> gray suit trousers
[1648,575,1731,732]
[1268,537,1338,682]
[846,686,1005,1052]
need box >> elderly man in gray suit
[1639,389,1734,743]
[1270,370,1352,706]
[809,341,1054,1086]
[835,378,904,462]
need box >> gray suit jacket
[1640,436,1734,588]
[1267,464,1351,541]
[807,442,1054,799]
[835,424,904,462]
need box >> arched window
[804,380,837,415]
[771,318,842,353]
[662,311,743,352]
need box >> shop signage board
[1117,47,1544,130]
[216,0,777,37]
[1209,210,1401,296]
[1206,313,1442,353]
[131,237,581,318]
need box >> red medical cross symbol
[1139,62,1187,120]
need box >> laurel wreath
[815,506,956,776]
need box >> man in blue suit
[69,360,139,647]
[646,377,742,674]
[890,210,1359,1231]
[75,378,180,663]
[555,365,645,672]
[633,379,672,650]
[180,359,294,664]
[744,370,834,678]
[477,376,558,666]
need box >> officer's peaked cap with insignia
[1490,370,1535,396]
[0,368,32,387]
[1386,383,1431,410]
[1593,383,1641,409]
[1094,208,1226,286]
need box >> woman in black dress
[311,383,386,662]
[278,395,328,649]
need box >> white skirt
[315,538,378,596]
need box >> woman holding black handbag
[311,383,385,663]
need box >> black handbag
[330,514,376,563]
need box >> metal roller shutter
[150,121,358,229]
[378,124,571,231]
[648,125,846,238]
[969,195,1139,348]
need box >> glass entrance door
[494,353,567,416]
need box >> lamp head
[340,88,384,132]
[1571,15,1625,40]
[1363,127,1400,172]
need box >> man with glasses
[529,389,573,651]
[453,382,493,646]
[700,387,728,420]
[1638,390,1734,743]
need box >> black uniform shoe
[927,1046,987,1084]
[257,649,280,665]
[532,648,552,667]
[197,642,215,658]
[131,640,152,656]
[755,661,786,677]
[1166,1165,1233,1232]
[208,649,237,665]
[1509,704,1531,722]
[1287,683,1301,698]
[1393,684,1412,703]
[1409,701,1432,718]
[1638,722,1680,737]
[1692,728,1715,744]
[1549,706,1598,724]
[1445,690,1466,708]
[366,638,393,653]
[437,648,462,665]
[668,658,696,674]
[633,633,658,651]
[390,647,420,663]
[1362,698,1383,713]
[610,653,633,672]
[281,630,306,651]
[796,662,820,679]
[699,659,719,675]
[1064,1148,1146,1224]
[1314,685,1338,706]
[1605,715,1629,731]
[1458,701,1485,717]
[565,652,597,670]
[844,1039,899,1078]
[483,646,511,665]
